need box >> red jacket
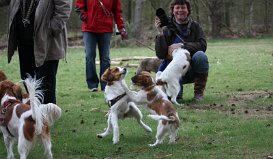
[75,0,125,33]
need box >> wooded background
[0,0,272,48]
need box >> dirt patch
[179,104,218,110]
[226,90,273,104]
[180,90,273,118]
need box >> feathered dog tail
[24,76,44,135]
[40,103,62,126]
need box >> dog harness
[108,93,126,107]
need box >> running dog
[0,77,61,159]
[121,71,180,147]
[97,67,152,144]
[156,48,190,105]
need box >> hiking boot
[193,73,208,102]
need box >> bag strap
[98,0,113,17]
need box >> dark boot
[193,73,208,102]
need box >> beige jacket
[0,0,72,67]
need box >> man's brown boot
[193,73,208,102]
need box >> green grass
[0,37,273,159]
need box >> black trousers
[18,44,59,104]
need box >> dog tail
[148,114,175,121]
[40,103,62,126]
[24,76,44,135]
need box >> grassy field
[0,37,273,159]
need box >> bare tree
[150,0,169,11]
[192,0,200,23]
[201,0,223,38]
[247,0,254,35]
[264,0,269,33]
[134,0,144,39]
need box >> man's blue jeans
[158,51,209,98]
[83,32,112,91]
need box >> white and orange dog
[0,77,61,159]
[97,67,152,144]
[121,71,180,147]
[156,48,190,105]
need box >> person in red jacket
[75,0,128,92]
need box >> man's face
[173,4,189,22]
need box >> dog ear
[12,84,23,101]
[101,71,114,82]
[106,73,115,82]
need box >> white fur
[148,114,173,121]
[97,67,152,144]
[0,77,61,159]
[156,48,190,105]
[24,77,44,134]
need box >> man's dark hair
[169,0,191,16]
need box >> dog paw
[113,140,119,144]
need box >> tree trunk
[247,0,254,36]
[134,0,144,39]
[127,0,132,23]
[192,0,200,23]
[206,0,223,38]
[224,1,231,27]
[264,0,269,33]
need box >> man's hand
[168,43,183,57]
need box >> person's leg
[17,44,36,79]
[36,60,59,104]
[191,51,209,101]
[97,32,112,91]
[157,59,170,72]
[83,32,99,91]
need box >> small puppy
[121,71,180,147]
[0,77,61,159]
[97,67,152,144]
[136,57,162,74]
[156,48,190,105]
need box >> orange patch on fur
[23,116,35,141]
[0,70,7,82]
[101,67,122,85]
[0,80,23,101]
